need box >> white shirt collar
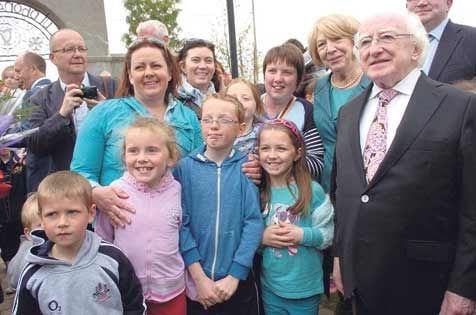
[30,76,48,90]
[369,68,422,99]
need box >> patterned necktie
[363,89,398,183]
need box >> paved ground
[0,260,336,314]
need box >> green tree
[212,3,260,83]
[122,0,181,49]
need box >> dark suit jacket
[429,20,476,83]
[27,73,117,172]
[22,77,52,105]
[332,73,476,314]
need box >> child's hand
[195,276,222,309]
[262,224,294,248]
[214,275,239,301]
[278,221,303,244]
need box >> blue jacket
[313,74,371,192]
[174,146,263,280]
[71,96,202,186]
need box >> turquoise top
[313,73,371,192]
[71,96,203,187]
[260,182,334,299]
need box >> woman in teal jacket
[71,38,202,226]
[308,14,371,193]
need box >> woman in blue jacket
[71,38,202,226]
[308,14,371,193]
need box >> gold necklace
[331,70,363,89]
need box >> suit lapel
[348,85,372,186]
[367,75,444,189]
[51,81,65,112]
[428,21,463,80]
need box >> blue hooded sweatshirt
[174,146,263,281]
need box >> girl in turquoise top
[258,119,334,314]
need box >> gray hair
[136,20,169,40]
[356,11,429,67]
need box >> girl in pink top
[95,117,185,315]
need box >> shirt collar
[30,76,48,89]
[370,68,422,99]
[428,17,449,41]
[59,72,90,91]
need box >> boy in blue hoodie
[175,94,263,315]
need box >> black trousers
[187,274,260,315]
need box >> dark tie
[363,89,398,183]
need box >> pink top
[95,171,185,303]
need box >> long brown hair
[258,121,312,216]
[115,38,179,104]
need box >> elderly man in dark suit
[27,29,116,174]
[406,0,476,83]
[331,11,476,315]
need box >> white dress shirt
[59,73,91,133]
[360,69,422,154]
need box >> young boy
[12,171,145,314]
[7,193,42,290]
[174,94,263,315]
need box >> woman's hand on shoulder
[92,185,135,228]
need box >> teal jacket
[71,96,202,187]
[313,74,371,192]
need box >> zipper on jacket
[211,166,221,280]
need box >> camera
[80,86,98,99]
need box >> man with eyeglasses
[26,28,117,177]
[332,12,476,315]
[406,0,476,83]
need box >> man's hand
[242,153,261,184]
[84,89,106,109]
[59,84,83,118]
[262,224,294,248]
[333,257,344,294]
[92,185,134,228]
[214,275,239,302]
[440,291,476,315]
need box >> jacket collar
[122,170,175,193]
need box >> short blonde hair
[123,116,180,165]
[37,171,92,214]
[308,14,360,67]
[21,193,40,229]
[202,93,245,123]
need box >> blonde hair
[308,14,360,67]
[202,93,245,123]
[21,193,40,229]
[225,78,264,122]
[123,116,180,166]
[37,171,93,214]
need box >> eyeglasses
[355,32,413,50]
[51,46,88,54]
[202,117,239,125]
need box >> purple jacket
[95,171,185,302]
